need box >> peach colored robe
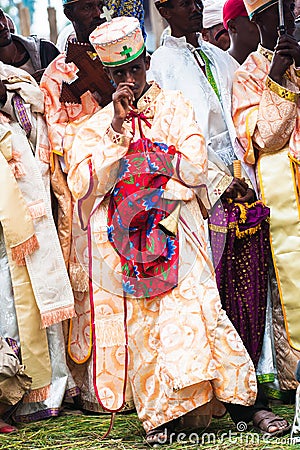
[68,83,257,432]
[40,54,118,412]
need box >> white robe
[148,34,258,199]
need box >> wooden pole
[17,3,31,37]
[47,6,58,44]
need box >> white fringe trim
[95,314,126,348]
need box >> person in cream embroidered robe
[68,77,257,433]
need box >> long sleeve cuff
[266,76,299,104]
[106,124,132,148]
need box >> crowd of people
[0,0,300,445]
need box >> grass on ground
[0,405,298,450]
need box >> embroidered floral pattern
[107,137,179,298]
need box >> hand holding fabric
[234,187,256,203]
[222,177,248,200]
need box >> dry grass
[0,405,297,449]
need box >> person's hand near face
[111,82,135,133]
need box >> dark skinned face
[64,0,107,43]
[230,16,260,47]
[159,0,204,37]
[106,54,151,103]
[0,9,11,47]
[253,0,296,41]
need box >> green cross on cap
[120,45,133,58]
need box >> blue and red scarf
[107,112,179,298]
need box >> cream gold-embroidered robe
[68,83,257,432]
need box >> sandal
[253,410,291,438]
[0,420,18,434]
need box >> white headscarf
[56,23,75,52]
[202,0,226,28]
